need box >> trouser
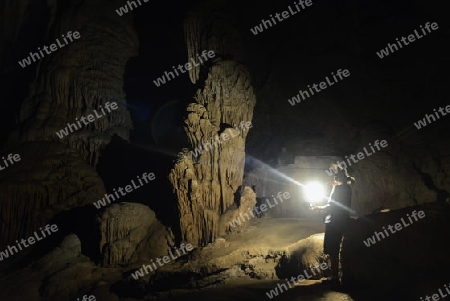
[323,219,348,279]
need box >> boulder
[341,202,450,299]
[97,202,175,267]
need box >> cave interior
[1,0,450,300]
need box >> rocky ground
[118,216,346,300]
[0,214,333,300]
[4,203,446,301]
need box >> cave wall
[235,0,450,213]
[10,2,136,166]
[245,141,442,217]
[0,0,138,247]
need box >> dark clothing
[323,184,352,261]
[324,223,345,256]
[327,184,352,223]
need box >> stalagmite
[169,2,257,246]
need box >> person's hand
[309,204,318,212]
[332,179,343,187]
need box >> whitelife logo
[130,243,194,280]
[250,0,313,35]
[0,224,59,261]
[420,282,450,301]
[153,50,216,87]
[265,262,329,299]
[325,139,388,176]
[55,102,118,139]
[362,210,425,247]
[115,0,149,16]
[228,192,291,228]
[191,121,252,158]
[18,31,81,68]
[414,105,450,129]
[0,153,21,171]
[376,22,438,59]
[287,69,350,107]
[93,172,155,209]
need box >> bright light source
[304,182,325,203]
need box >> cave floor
[143,216,361,301]
[143,216,403,301]
[224,215,326,250]
[160,215,327,275]
[152,277,359,301]
[206,214,326,253]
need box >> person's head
[333,170,346,185]
[332,166,355,185]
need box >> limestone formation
[219,186,257,235]
[169,2,257,246]
[0,234,123,301]
[97,202,175,268]
[9,2,137,167]
[0,0,138,251]
[0,141,106,244]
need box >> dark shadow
[275,253,329,281]
[96,135,182,242]
[0,204,100,273]
[234,185,242,208]
[45,205,101,260]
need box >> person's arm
[310,184,335,212]
[309,203,330,212]
[317,203,330,209]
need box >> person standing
[310,166,354,284]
